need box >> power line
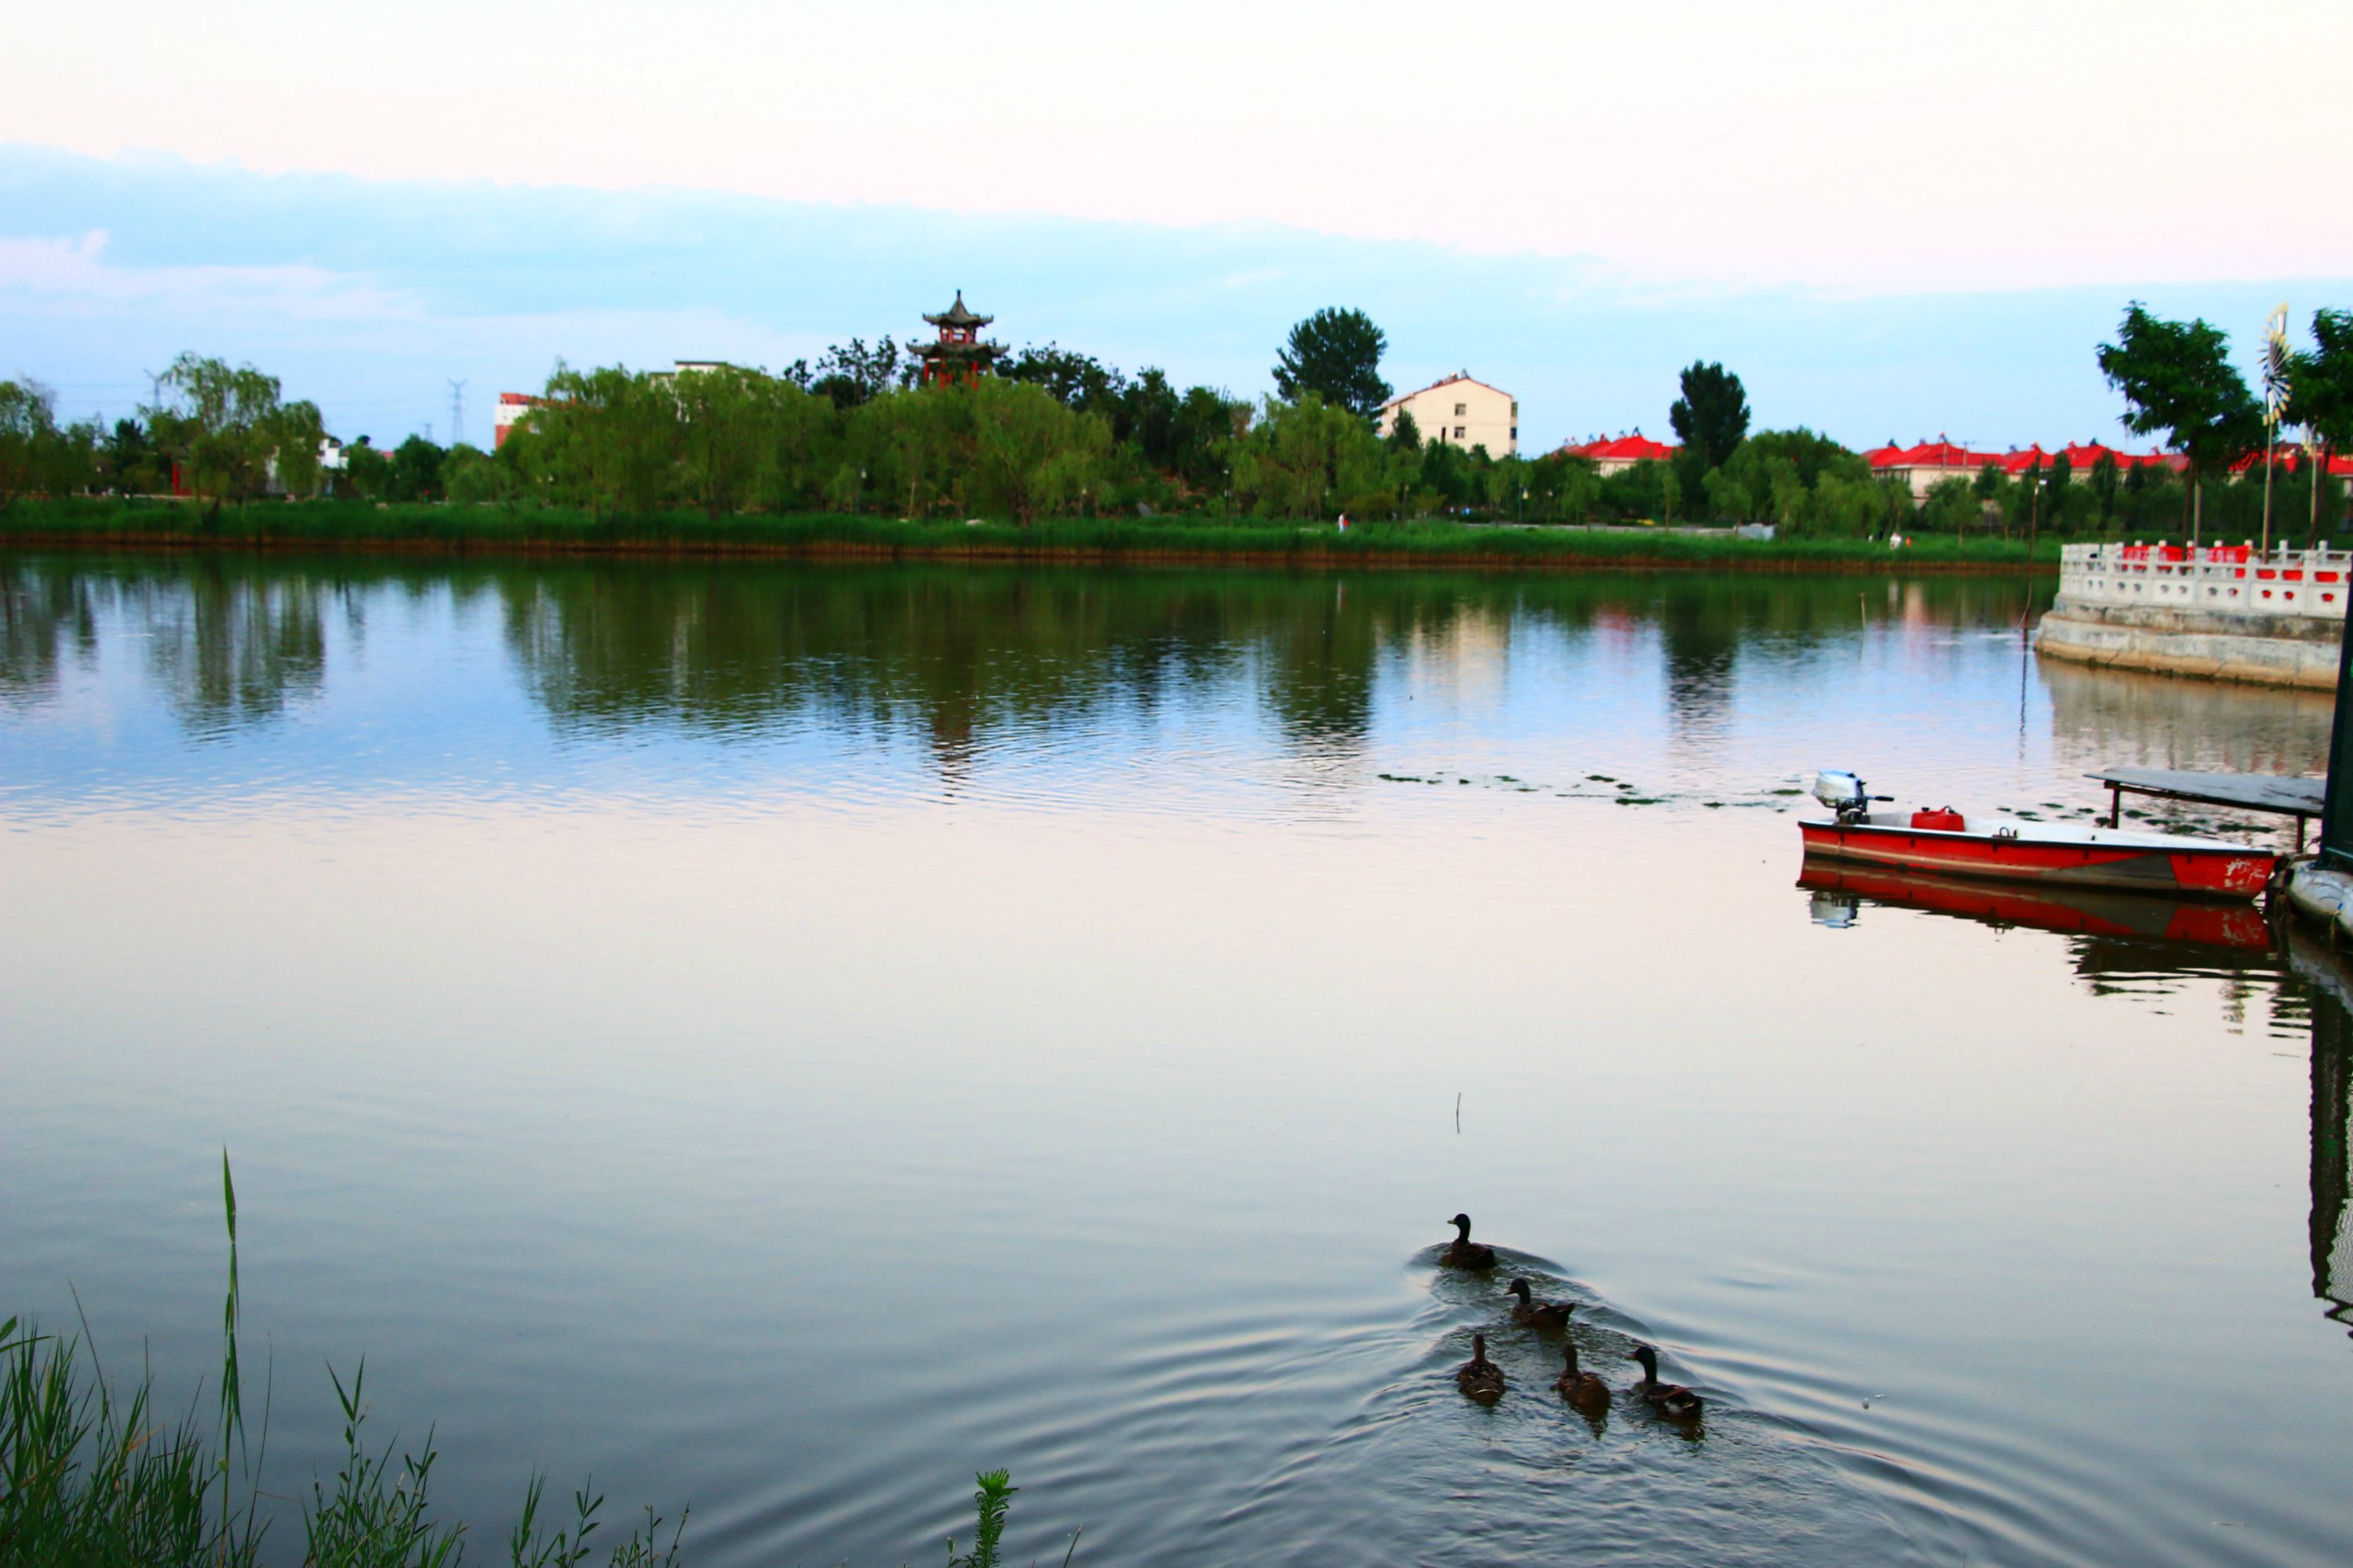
[447,378,467,449]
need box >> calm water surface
[4,555,2349,1566]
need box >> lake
[3,552,2349,1567]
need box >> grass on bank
[0,497,2062,569]
[2,1159,1055,1568]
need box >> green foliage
[966,377,1113,525]
[148,353,318,511]
[0,380,99,510]
[1669,362,1750,469]
[1231,395,1389,518]
[2291,308,2353,455]
[2096,304,2262,492]
[1271,307,1391,423]
[2,1162,690,1568]
[104,417,168,496]
[0,1313,220,1567]
[809,337,907,408]
[1921,475,1979,533]
[945,1470,1016,1568]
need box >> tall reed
[5,1161,1050,1566]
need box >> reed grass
[0,498,2058,571]
[4,1158,1051,1567]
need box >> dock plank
[2087,767,2325,817]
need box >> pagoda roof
[923,290,993,329]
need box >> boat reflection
[2282,926,2353,1339]
[1797,855,2274,951]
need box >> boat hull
[1798,857,2274,948]
[1798,820,2277,899]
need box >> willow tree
[146,354,321,517]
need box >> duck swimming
[1441,1213,1497,1270]
[1455,1333,1506,1403]
[1627,1344,1703,1419]
[1506,1278,1575,1331]
[1554,1341,1610,1413]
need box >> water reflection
[0,556,97,709]
[2286,928,2353,1340]
[1808,860,2353,1353]
[13,548,2353,1567]
[2043,656,2333,780]
[0,556,2050,764]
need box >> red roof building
[1557,432,1681,475]
[1867,435,2183,499]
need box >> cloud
[0,230,409,322]
[2,146,2347,453]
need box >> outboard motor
[1811,769,1886,824]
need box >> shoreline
[0,505,2060,576]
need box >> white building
[1378,372,1517,456]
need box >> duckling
[1506,1278,1576,1331]
[1553,1341,1610,1413]
[1441,1213,1497,1271]
[1455,1333,1506,1403]
[1627,1344,1703,1419]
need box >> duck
[1506,1278,1576,1331]
[1441,1213,1497,1271]
[1455,1333,1506,1403]
[1627,1344,1703,1419]
[1553,1341,1610,1413]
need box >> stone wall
[2035,607,2344,689]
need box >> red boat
[1798,770,2279,901]
[1797,857,2274,949]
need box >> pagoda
[914,290,1004,387]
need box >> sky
[2,0,2348,452]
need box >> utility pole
[448,379,468,450]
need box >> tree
[538,362,679,518]
[1389,406,1422,452]
[672,366,770,515]
[810,338,905,409]
[102,417,166,495]
[147,354,298,515]
[1971,462,2009,540]
[2290,308,2353,545]
[271,402,328,498]
[1233,394,1386,518]
[388,435,446,502]
[1272,307,1390,423]
[0,380,61,509]
[2089,450,2121,533]
[1000,344,1125,417]
[2042,451,2072,543]
[2096,303,2262,544]
[1921,475,1978,535]
[965,377,1109,525]
[1668,362,1750,471]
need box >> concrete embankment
[2035,605,2343,689]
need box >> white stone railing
[2057,541,2352,622]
